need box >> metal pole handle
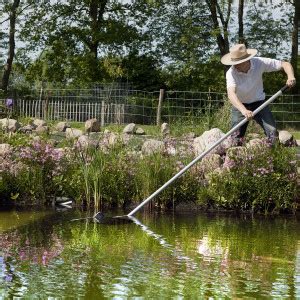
[127,86,287,217]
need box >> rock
[141,139,164,155]
[247,133,261,140]
[76,135,90,148]
[102,132,119,147]
[121,133,133,145]
[0,143,12,156]
[85,118,101,133]
[32,136,41,143]
[182,132,196,139]
[246,138,266,151]
[56,122,70,132]
[223,146,248,170]
[35,125,49,134]
[200,154,222,174]
[193,128,227,156]
[161,123,170,136]
[135,127,145,135]
[123,123,136,134]
[18,124,34,134]
[33,119,47,128]
[279,130,294,146]
[66,128,83,139]
[0,118,20,133]
[226,146,248,159]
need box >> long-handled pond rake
[89,85,288,224]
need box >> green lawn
[291,131,300,140]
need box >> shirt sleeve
[258,57,282,73]
[226,68,236,89]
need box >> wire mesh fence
[0,86,300,129]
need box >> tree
[238,0,245,44]
[205,0,232,57]
[290,0,299,90]
[0,0,20,93]
[20,0,143,84]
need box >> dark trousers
[231,100,278,142]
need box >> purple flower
[5,98,13,108]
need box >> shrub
[0,140,70,205]
[204,142,298,213]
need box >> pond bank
[0,126,299,214]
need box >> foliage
[244,2,292,59]
[0,133,298,214]
[0,140,68,205]
[204,142,298,213]
[68,141,138,209]
[1,0,296,92]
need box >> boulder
[200,154,222,174]
[161,123,170,136]
[223,146,248,170]
[102,132,119,147]
[33,119,47,128]
[136,127,145,135]
[0,143,12,156]
[141,139,164,155]
[19,124,34,134]
[35,125,49,134]
[123,123,136,134]
[77,135,91,148]
[279,130,294,146]
[56,122,70,132]
[85,118,101,133]
[193,128,227,156]
[66,128,83,139]
[226,146,248,160]
[246,138,266,151]
[0,118,20,133]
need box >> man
[221,43,296,144]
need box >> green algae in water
[0,210,300,298]
[0,210,52,232]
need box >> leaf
[10,192,19,200]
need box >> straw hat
[221,44,257,65]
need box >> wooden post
[156,89,164,126]
[44,91,49,120]
[101,101,105,126]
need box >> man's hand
[282,62,296,88]
[241,109,253,119]
[286,77,296,88]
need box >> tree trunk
[88,0,108,59]
[205,0,231,74]
[291,0,299,92]
[238,0,246,45]
[86,0,108,80]
[1,0,20,93]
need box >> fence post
[44,90,49,120]
[156,89,164,126]
[101,101,105,126]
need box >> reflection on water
[0,210,300,298]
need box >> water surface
[0,209,300,298]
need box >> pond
[1,208,300,298]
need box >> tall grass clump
[134,153,177,210]
[71,141,137,209]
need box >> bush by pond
[0,133,298,214]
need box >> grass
[291,131,300,140]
